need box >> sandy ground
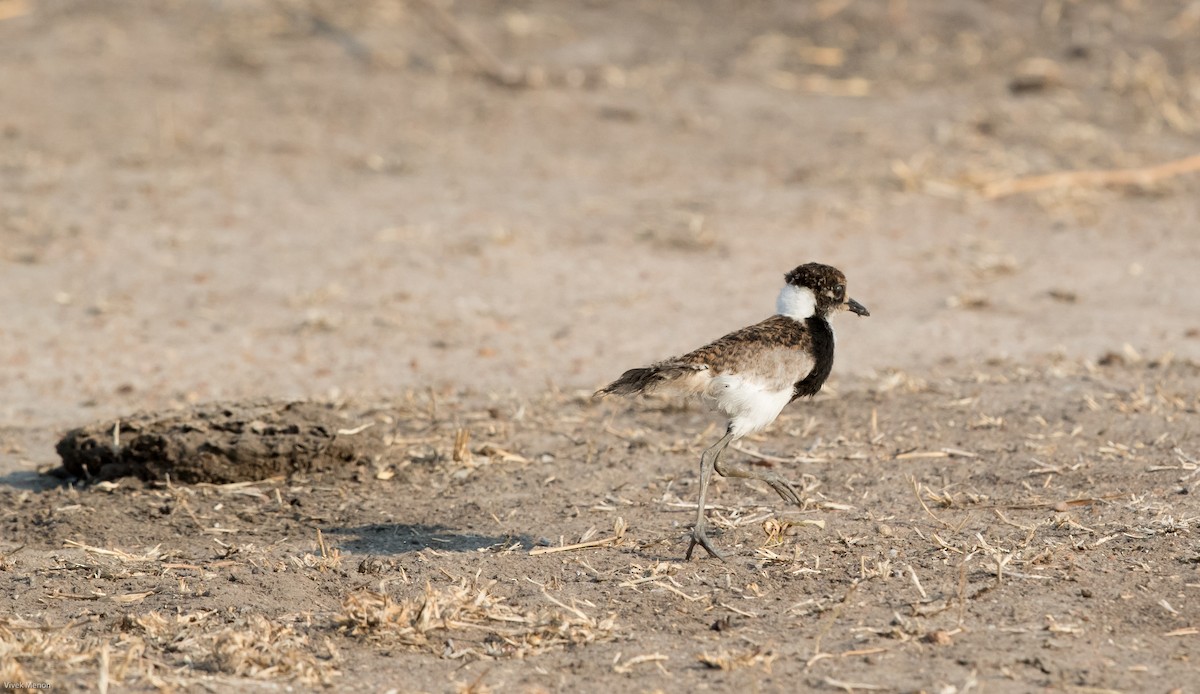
[1,0,1199,691]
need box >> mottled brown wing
[675,315,812,375]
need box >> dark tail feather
[595,366,661,397]
[595,362,701,397]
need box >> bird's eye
[835,284,845,296]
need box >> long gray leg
[686,429,735,561]
[714,456,804,507]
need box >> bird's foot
[712,460,805,507]
[685,525,727,562]
[760,473,804,506]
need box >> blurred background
[2,0,1198,445]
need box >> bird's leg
[686,429,735,561]
[714,454,804,507]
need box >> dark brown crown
[785,263,849,316]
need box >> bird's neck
[793,315,834,399]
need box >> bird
[596,262,869,560]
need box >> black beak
[847,298,870,317]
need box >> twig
[63,540,160,562]
[907,564,928,600]
[410,0,525,87]
[336,422,375,436]
[650,581,705,602]
[718,602,758,618]
[838,647,888,658]
[992,508,1036,531]
[983,153,1200,199]
[530,518,626,555]
[475,443,530,464]
[539,590,591,623]
[822,677,889,692]
[732,444,828,464]
[98,642,110,694]
[613,653,668,674]
[983,494,1123,511]
[908,477,955,530]
[195,477,284,492]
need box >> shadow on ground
[325,522,532,555]
[0,469,68,492]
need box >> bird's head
[778,263,870,320]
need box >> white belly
[705,374,793,439]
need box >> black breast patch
[791,316,833,400]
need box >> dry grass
[336,579,617,658]
[697,645,778,672]
[0,616,90,683]
[120,610,340,685]
[0,609,341,688]
[209,615,339,684]
[2,576,617,687]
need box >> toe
[768,478,803,506]
[687,528,727,561]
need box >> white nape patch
[776,284,816,321]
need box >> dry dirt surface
[2,0,1200,692]
[3,361,1199,692]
